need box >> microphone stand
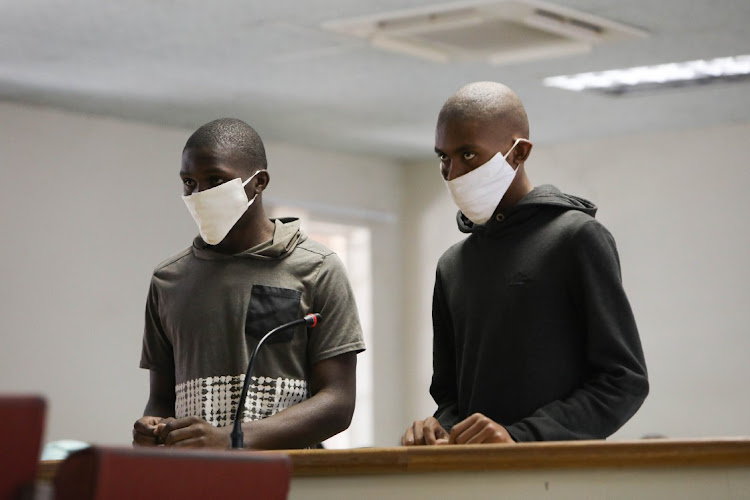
[229,313,321,449]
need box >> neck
[496,167,533,213]
[211,202,276,255]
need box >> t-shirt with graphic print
[139,218,365,427]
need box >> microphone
[229,313,322,449]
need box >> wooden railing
[38,437,750,480]
[278,438,750,476]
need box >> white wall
[0,101,405,447]
[401,122,750,439]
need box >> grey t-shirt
[140,218,365,427]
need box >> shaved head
[438,82,529,138]
[184,118,267,174]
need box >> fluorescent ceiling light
[544,55,750,94]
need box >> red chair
[55,446,292,500]
[0,395,46,500]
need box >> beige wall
[400,122,750,439]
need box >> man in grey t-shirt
[132,118,365,449]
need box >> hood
[457,185,597,234]
[192,218,307,260]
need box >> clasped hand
[401,413,513,446]
[132,415,230,448]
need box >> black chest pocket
[245,285,303,344]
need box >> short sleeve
[139,277,175,374]
[307,253,365,364]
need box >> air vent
[323,0,647,65]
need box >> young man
[402,82,648,445]
[133,118,365,449]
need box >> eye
[436,153,448,162]
[209,176,226,187]
[182,178,196,188]
[462,152,476,161]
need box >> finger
[463,424,497,444]
[132,430,159,446]
[401,426,415,446]
[450,413,479,434]
[157,417,182,440]
[164,424,201,446]
[434,419,451,441]
[133,419,158,434]
[169,437,205,448]
[448,414,480,444]
[412,420,425,445]
[133,420,161,443]
[457,419,489,444]
[133,425,156,437]
[451,416,487,445]
[133,427,158,439]
[423,421,438,445]
[454,415,505,445]
[435,437,450,445]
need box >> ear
[511,140,533,166]
[253,170,271,194]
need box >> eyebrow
[179,165,234,177]
[434,143,481,154]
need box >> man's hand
[448,413,514,444]
[132,416,166,446]
[401,417,450,446]
[158,416,230,449]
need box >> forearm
[143,391,175,418]
[143,369,176,418]
[143,400,174,418]
[506,369,649,442]
[240,387,354,449]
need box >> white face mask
[442,138,529,225]
[182,170,263,245]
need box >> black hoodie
[431,185,648,441]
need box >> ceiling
[1,0,749,162]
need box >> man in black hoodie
[402,82,648,445]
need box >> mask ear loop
[242,169,265,207]
[504,138,530,168]
[241,169,264,186]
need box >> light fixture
[544,55,750,94]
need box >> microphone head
[304,313,322,327]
